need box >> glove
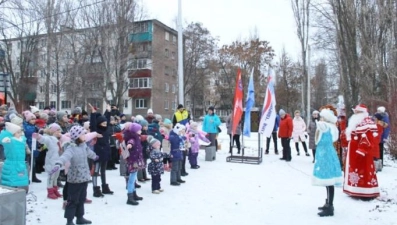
[50,164,61,175]
[32,133,40,139]
[127,144,132,149]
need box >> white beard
[346,112,369,137]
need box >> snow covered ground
[26,123,397,225]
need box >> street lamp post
[177,0,184,105]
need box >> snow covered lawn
[0,186,13,194]
[26,124,397,225]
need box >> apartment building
[1,19,180,117]
[128,19,179,119]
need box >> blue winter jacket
[381,112,391,142]
[148,120,163,143]
[202,114,221,134]
[273,115,281,132]
[23,121,38,156]
[0,130,29,187]
[168,130,183,160]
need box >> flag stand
[226,109,263,164]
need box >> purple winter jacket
[188,128,210,153]
[123,130,145,173]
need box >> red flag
[232,68,244,136]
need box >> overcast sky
[142,0,301,60]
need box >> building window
[215,80,219,85]
[172,84,176,93]
[129,78,152,89]
[15,72,20,79]
[40,70,45,78]
[38,102,45,109]
[171,52,175,60]
[133,22,148,33]
[129,58,149,70]
[165,49,169,58]
[173,35,177,43]
[41,39,46,47]
[135,99,148,109]
[39,86,44,93]
[41,54,46,61]
[186,101,191,106]
[165,83,169,92]
[50,101,56,108]
[165,66,169,76]
[165,31,170,41]
[61,101,71,109]
[164,100,169,109]
[52,69,55,77]
[171,101,176,110]
[17,42,21,49]
[66,52,72,59]
[124,99,129,108]
[16,57,20,65]
[51,84,57,93]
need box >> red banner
[232,68,244,136]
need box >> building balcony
[129,32,152,43]
[128,88,151,98]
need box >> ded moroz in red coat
[343,116,380,198]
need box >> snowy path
[26,126,397,225]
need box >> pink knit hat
[123,122,133,131]
[24,111,36,122]
[48,123,61,132]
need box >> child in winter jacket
[147,136,166,194]
[137,119,150,182]
[124,122,145,206]
[169,123,186,186]
[33,123,63,199]
[187,121,210,169]
[160,119,172,171]
[0,122,29,193]
[51,125,98,225]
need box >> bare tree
[291,0,310,112]
[0,0,42,111]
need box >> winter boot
[135,182,141,189]
[318,204,334,217]
[32,169,41,183]
[93,186,104,198]
[47,188,58,199]
[53,186,63,197]
[127,193,139,205]
[66,219,75,225]
[133,191,143,201]
[76,217,92,224]
[102,184,114,194]
[312,149,316,163]
[318,199,328,210]
[177,179,186,183]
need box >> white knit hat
[5,122,21,134]
[83,121,90,130]
[377,106,386,113]
[30,106,40,114]
[147,109,153,114]
[10,116,23,126]
[320,109,337,124]
[173,123,186,134]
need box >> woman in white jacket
[292,110,309,156]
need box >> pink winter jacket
[292,117,307,142]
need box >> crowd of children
[0,104,210,225]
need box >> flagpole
[177,0,184,105]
